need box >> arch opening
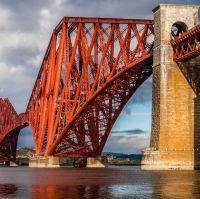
[0,125,34,163]
[103,76,152,158]
[14,126,34,165]
[171,22,187,39]
[17,126,34,149]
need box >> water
[0,166,200,199]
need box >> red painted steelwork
[0,98,27,161]
[0,17,154,159]
[171,24,200,62]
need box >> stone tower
[142,4,200,170]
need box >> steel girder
[171,24,200,62]
[0,98,26,161]
[0,17,154,158]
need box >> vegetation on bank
[17,148,35,157]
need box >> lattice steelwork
[171,24,200,62]
[0,98,26,161]
[0,17,154,159]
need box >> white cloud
[104,134,150,154]
[0,0,156,115]
[0,63,24,79]
[0,6,12,28]
[0,62,34,113]
[27,53,43,68]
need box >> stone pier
[73,156,108,168]
[86,156,108,168]
[142,4,200,170]
[29,156,60,168]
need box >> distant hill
[103,152,142,160]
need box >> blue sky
[0,0,199,154]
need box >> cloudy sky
[0,0,199,154]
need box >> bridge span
[0,4,200,169]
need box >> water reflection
[31,185,111,199]
[152,171,200,199]
[0,184,17,197]
[0,167,200,199]
[110,184,153,198]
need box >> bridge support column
[73,156,108,168]
[29,156,60,168]
[142,4,200,170]
[86,156,108,168]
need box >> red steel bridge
[0,16,199,162]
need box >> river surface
[0,166,200,199]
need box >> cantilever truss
[171,25,200,62]
[0,17,154,159]
[0,99,25,160]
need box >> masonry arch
[171,21,187,39]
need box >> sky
[0,0,199,154]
